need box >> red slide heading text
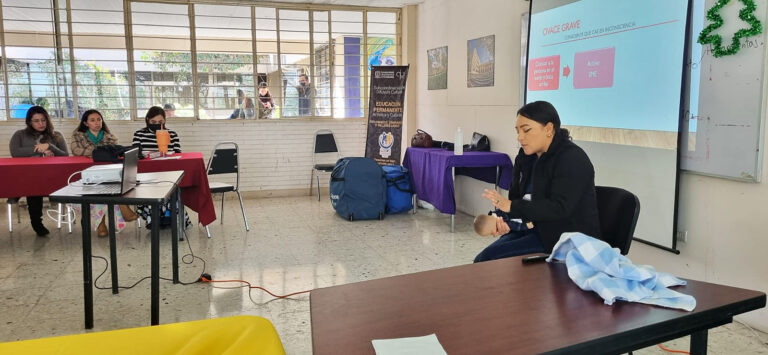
[543,20,581,36]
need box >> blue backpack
[382,165,414,214]
[330,157,387,221]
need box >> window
[313,11,331,117]
[0,1,399,120]
[195,4,254,120]
[279,9,310,117]
[255,7,280,118]
[332,10,363,118]
[132,2,193,118]
[2,0,72,120]
[70,0,131,120]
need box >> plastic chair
[6,198,72,233]
[54,203,74,233]
[205,142,249,237]
[6,198,21,232]
[595,186,641,255]
[309,130,340,201]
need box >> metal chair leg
[309,169,314,197]
[316,174,321,201]
[205,225,211,238]
[220,193,225,225]
[57,203,63,229]
[66,204,73,234]
[236,190,249,231]
[7,201,12,233]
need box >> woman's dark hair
[517,101,570,139]
[77,109,110,134]
[25,105,55,138]
[144,106,166,127]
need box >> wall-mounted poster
[427,46,448,90]
[467,35,495,87]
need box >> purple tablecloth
[403,147,514,214]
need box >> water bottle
[454,127,463,155]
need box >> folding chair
[205,142,250,237]
[309,130,340,201]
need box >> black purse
[466,132,490,151]
[93,144,134,163]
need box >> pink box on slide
[527,55,560,91]
[574,47,615,89]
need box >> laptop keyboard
[97,184,122,194]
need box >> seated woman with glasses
[70,109,138,237]
[8,106,69,236]
[132,106,189,228]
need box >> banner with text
[365,65,410,166]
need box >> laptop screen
[121,148,139,193]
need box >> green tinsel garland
[698,0,763,57]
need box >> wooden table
[50,171,184,329]
[310,258,766,354]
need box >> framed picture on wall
[467,34,495,87]
[427,46,448,90]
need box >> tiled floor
[1,196,766,354]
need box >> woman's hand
[43,149,54,157]
[494,216,511,237]
[34,143,49,153]
[482,189,511,212]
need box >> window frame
[0,0,401,122]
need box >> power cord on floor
[92,228,206,289]
[200,277,311,303]
[91,228,311,302]
[657,343,689,354]
[654,320,768,354]
[734,319,768,350]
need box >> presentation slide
[527,0,689,133]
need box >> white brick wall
[0,119,367,195]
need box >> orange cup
[156,130,170,156]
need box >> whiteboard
[578,141,678,249]
[682,0,768,181]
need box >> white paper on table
[152,155,181,160]
[371,334,447,355]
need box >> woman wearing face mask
[475,101,601,263]
[131,106,189,228]
[132,106,181,155]
[71,109,138,237]
[9,106,69,236]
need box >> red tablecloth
[0,153,216,226]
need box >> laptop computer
[76,147,139,196]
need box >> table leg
[171,189,180,284]
[80,202,94,329]
[690,329,708,355]
[451,167,455,233]
[107,203,119,294]
[177,189,185,242]
[495,166,500,192]
[151,203,160,326]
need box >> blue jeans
[474,230,545,263]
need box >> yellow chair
[0,316,285,355]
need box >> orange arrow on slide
[563,65,571,78]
